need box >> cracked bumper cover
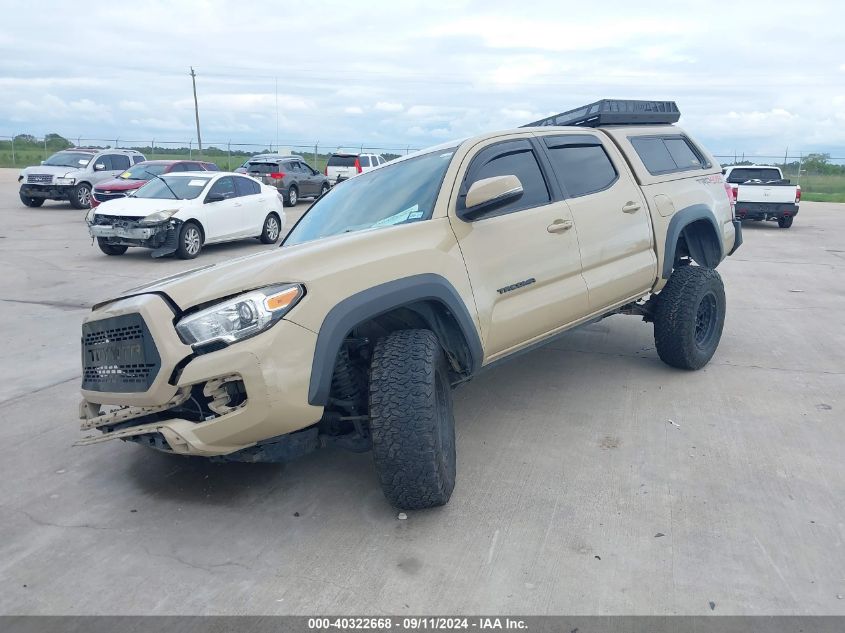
[77,294,323,457]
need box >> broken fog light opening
[176,284,304,349]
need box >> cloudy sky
[2,0,844,159]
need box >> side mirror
[460,175,523,220]
[94,163,106,171]
[205,193,225,204]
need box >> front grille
[91,214,144,226]
[82,313,161,393]
[27,174,53,184]
[92,191,127,203]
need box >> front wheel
[97,238,128,256]
[259,212,282,244]
[369,329,456,510]
[653,266,726,370]
[20,193,44,207]
[778,216,794,228]
[69,183,91,209]
[176,222,203,259]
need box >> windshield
[119,164,168,180]
[284,148,455,246]
[133,175,212,200]
[43,151,92,168]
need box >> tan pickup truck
[77,100,742,510]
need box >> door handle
[622,201,641,213]
[547,219,573,233]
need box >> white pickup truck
[723,165,800,228]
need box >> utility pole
[190,67,203,157]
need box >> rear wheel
[654,266,726,370]
[176,222,203,259]
[20,193,44,207]
[319,183,330,198]
[97,238,128,256]
[69,183,91,209]
[284,186,298,207]
[369,329,456,510]
[259,213,281,243]
[778,216,793,228]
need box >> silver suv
[18,148,146,209]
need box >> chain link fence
[0,135,421,172]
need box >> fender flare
[662,204,724,279]
[307,273,483,406]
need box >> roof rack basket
[522,99,680,128]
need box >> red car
[90,159,219,207]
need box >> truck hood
[19,165,85,179]
[93,197,188,217]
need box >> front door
[449,137,588,361]
[537,133,657,311]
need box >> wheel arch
[662,204,724,279]
[180,218,206,242]
[307,274,483,406]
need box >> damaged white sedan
[86,172,286,259]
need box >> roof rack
[522,99,680,128]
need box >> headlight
[176,284,304,348]
[140,209,179,224]
[56,177,75,185]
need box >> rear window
[543,138,618,197]
[328,155,356,167]
[245,162,281,174]
[630,136,707,175]
[726,167,782,183]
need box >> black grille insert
[82,313,161,392]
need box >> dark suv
[245,156,330,206]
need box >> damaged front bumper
[88,217,180,257]
[76,293,323,458]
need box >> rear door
[234,175,267,235]
[449,136,588,360]
[538,132,656,311]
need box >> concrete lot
[0,167,843,615]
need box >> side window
[95,155,113,170]
[630,135,707,175]
[234,176,260,196]
[359,156,371,167]
[169,163,187,172]
[543,136,618,197]
[110,154,131,171]
[207,176,237,200]
[204,163,220,171]
[460,139,550,219]
[378,156,386,165]
[133,155,145,164]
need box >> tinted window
[246,162,280,175]
[665,138,702,170]
[181,162,202,171]
[168,163,187,172]
[630,138,676,174]
[203,163,220,171]
[359,156,371,167]
[95,156,113,170]
[544,140,617,197]
[631,136,707,175]
[235,176,260,196]
[328,155,356,167]
[207,176,237,200]
[133,155,145,164]
[110,154,131,171]
[463,141,550,218]
[378,156,386,165]
[726,167,782,183]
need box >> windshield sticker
[78,159,89,165]
[188,179,208,187]
[372,204,420,227]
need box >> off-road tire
[369,329,456,510]
[69,183,92,209]
[654,266,726,370]
[20,193,44,207]
[176,221,203,259]
[259,212,282,243]
[284,186,298,207]
[97,238,128,256]
[778,216,793,228]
